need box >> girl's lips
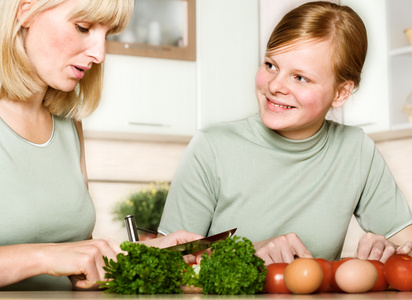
[266,98,295,111]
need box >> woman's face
[255,39,349,140]
[21,0,111,92]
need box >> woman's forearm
[0,244,49,287]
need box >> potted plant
[113,182,170,240]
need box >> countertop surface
[1,291,412,300]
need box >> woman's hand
[355,232,396,263]
[42,238,121,290]
[253,233,312,264]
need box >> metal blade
[164,228,237,255]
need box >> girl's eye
[295,75,308,83]
[265,62,277,71]
[76,24,89,33]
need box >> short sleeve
[354,135,412,238]
[158,130,218,236]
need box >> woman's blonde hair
[267,1,367,90]
[0,0,133,119]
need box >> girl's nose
[269,74,288,95]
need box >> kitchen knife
[164,228,237,255]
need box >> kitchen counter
[1,291,412,300]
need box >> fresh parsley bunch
[100,235,266,295]
[99,241,189,294]
[198,235,267,295]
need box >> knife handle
[124,215,139,242]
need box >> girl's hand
[355,232,396,263]
[395,241,412,255]
[143,230,204,249]
[253,233,313,264]
[142,230,205,264]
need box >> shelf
[390,45,412,56]
[106,0,196,61]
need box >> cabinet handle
[123,43,172,52]
[129,121,170,127]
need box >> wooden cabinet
[106,0,196,61]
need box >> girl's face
[21,0,111,92]
[255,39,352,140]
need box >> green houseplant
[113,182,170,240]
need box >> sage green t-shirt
[0,116,95,290]
[158,114,412,260]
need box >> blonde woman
[0,0,202,291]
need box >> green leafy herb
[99,241,189,294]
[99,236,266,295]
[198,235,267,295]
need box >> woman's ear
[17,0,35,28]
[331,80,355,108]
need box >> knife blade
[164,228,237,255]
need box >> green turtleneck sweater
[158,114,412,260]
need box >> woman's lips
[71,65,87,79]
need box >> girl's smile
[255,39,352,140]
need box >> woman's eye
[76,24,89,33]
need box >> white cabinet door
[83,54,197,136]
[196,0,259,129]
[340,0,391,133]
[341,0,412,133]
[386,0,412,131]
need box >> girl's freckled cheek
[255,70,266,89]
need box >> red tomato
[384,254,412,291]
[330,258,353,292]
[368,260,389,291]
[314,258,333,293]
[264,263,291,294]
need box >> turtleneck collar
[247,113,330,154]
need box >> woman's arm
[0,231,205,289]
[0,239,119,289]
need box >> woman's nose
[87,34,106,64]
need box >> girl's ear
[331,80,355,108]
[17,0,35,28]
